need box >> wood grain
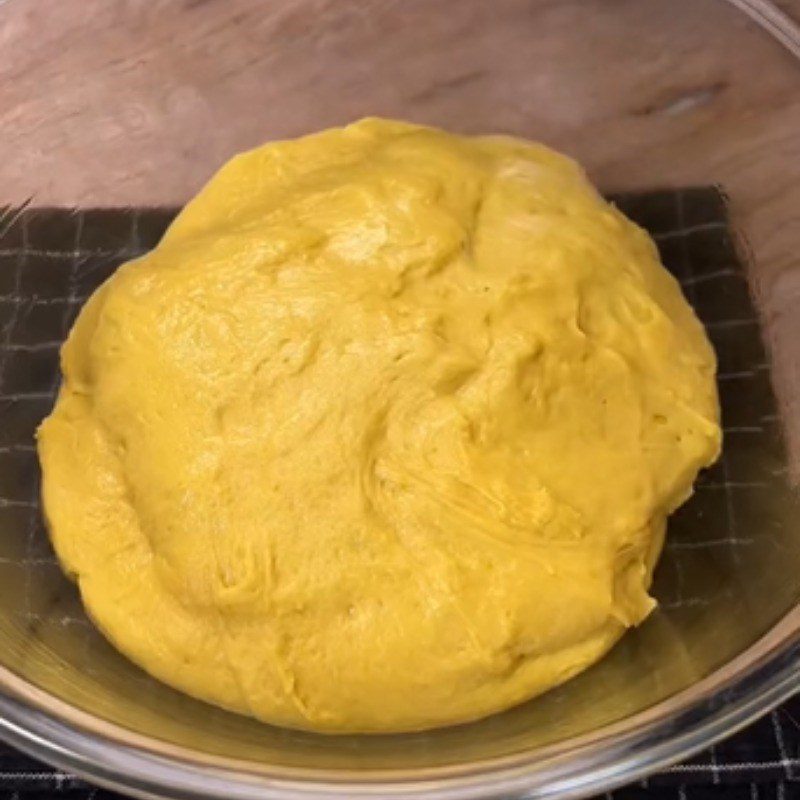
[1,0,799,459]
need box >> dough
[38,118,721,733]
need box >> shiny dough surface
[38,118,721,733]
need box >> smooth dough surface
[38,118,721,733]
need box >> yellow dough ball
[37,118,720,733]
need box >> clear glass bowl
[1,1,800,797]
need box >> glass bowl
[1,1,800,797]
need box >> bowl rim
[1,605,799,799]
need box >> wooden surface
[2,0,800,458]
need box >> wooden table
[2,0,800,459]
